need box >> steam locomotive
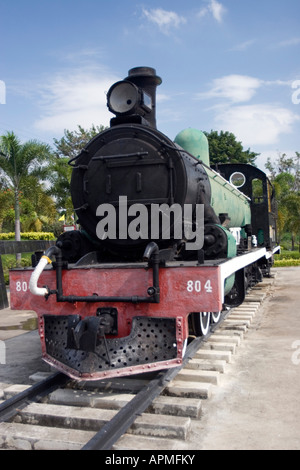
[10,67,279,381]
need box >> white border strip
[265,245,280,259]
[219,246,280,301]
[220,248,267,282]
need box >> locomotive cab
[213,163,278,251]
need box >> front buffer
[9,251,222,381]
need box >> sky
[1,0,300,171]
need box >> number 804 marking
[187,280,212,293]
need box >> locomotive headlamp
[107,67,161,127]
[107,80,153,117]
[107,81,139,115]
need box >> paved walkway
[0,294,50,384]
[184,267,300,450]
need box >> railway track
[0,277,274,450]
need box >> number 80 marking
[187,280,212,293]
[16,281,28,292]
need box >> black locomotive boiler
[10,67,279,381]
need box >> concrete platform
[0,330,51,384]
[184,267,300,450]
[0,291,50,384]
[0,300,38,341]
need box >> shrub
[0,232,55,241]
[2,253,32,284]
[275,250,300,260]
[274,250,300,266]
[274,259,300,267]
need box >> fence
[0,240,55,310]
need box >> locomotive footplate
[44,314,178,379]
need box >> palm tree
[0,131,52,260]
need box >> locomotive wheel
[182,338,188,357]
[199,312,211,335]
[211,311,221,324]
[189,312,211,336]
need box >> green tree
[0,186,14,231]
[0,132,52,259]
[204,130,259,165]
[19,178,57,232]
[282,193,300,250]
[53,124,105,160]
[266,152,300,250]
[266,152,300,191]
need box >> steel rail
[0,372,69,423]
[0,311,228,448]
[81,319,223,451]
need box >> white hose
[29,255,51,297]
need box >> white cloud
[198,75,262,103]
[198,0,226,23]
[278,37,300,47]
[256,149,297,172]
[230,39,256,51]
[215,104,300,146]
[142,8,186,34]
[157,93,171,103]
[34,67,118,134]
[197,74,300,147]
[197,8,208,19]
[209,0,226,23]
